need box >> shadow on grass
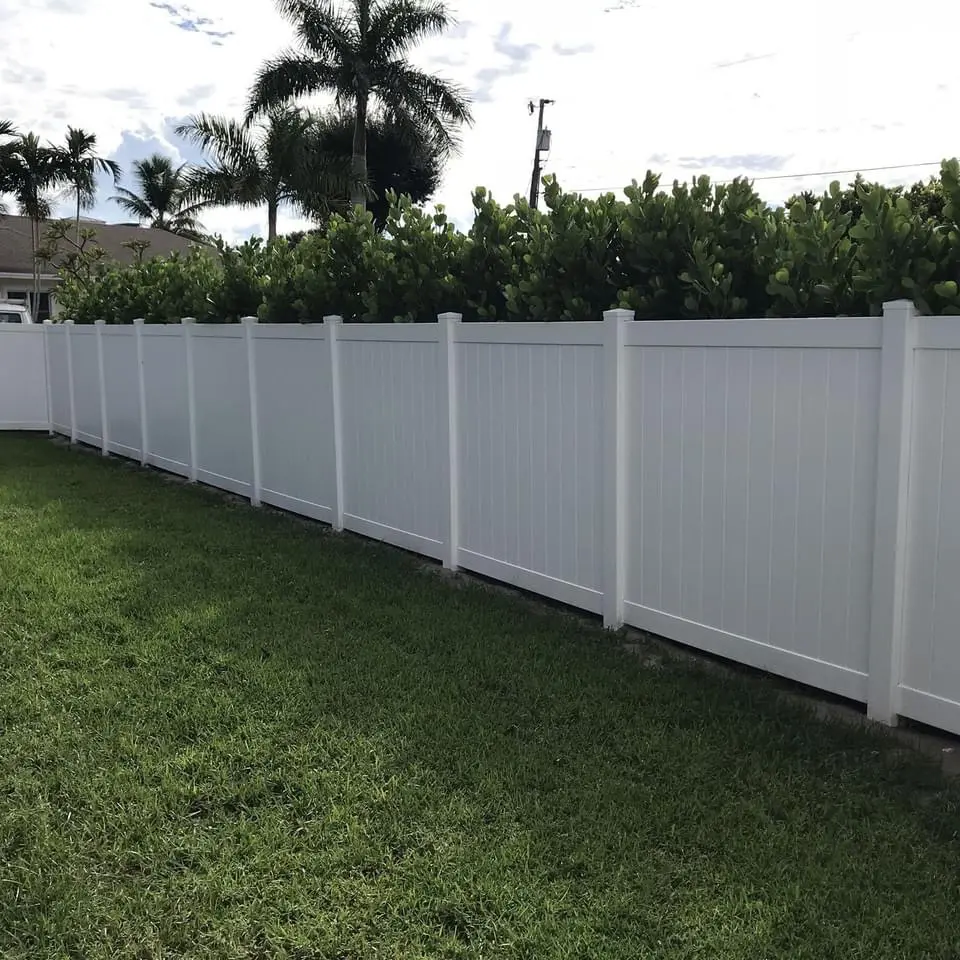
[2,434,960,960]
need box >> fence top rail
[458,322,605,346]
[139,324,185,338]
[0,324,45,335]
[914,316,960,349]
[189,325,244,340]
[336,324,440,344]
[250,324,327,342]
[624,315,882,349]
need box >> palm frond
[366,0,451,62]
[277,0,356,62]
[185,163,265,209]
[4,134,66,220]
[165,217,208,243]
[110,187,155,221]
[374,64,471,157]
[171,196,211,220]
[91,156,122,182]
[176,114,259,171]
[247,52,345,118]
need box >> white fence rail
[3,303,960,736]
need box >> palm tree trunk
[76,186,81,247]
[31,216,40,321]
[351,95,368,210]
[267,197,278,242]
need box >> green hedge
[54,160,960,324]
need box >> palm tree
[4,133,67,314]
[176,107,349,241]
[309,110,441,229]
[247,0,472,210]
[111,155,207,241]
[58,127,122,244]
[0,120,19,216]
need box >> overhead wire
[565,160,943,194]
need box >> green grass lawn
[2,434,960,959]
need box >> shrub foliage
[54,160,960,323]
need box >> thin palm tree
[58,127,122,244]
[4,133,67,314]
[176,107,349,240]
[247,0,472,209]
[0,120,20,216]
[111,155,207,241]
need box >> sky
[1,0,957,243]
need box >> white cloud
[1,0,957,240]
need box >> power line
[567,160,943,194]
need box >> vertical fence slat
[603,308,632,628]
[324,315,345,531]
[65,319,77,444]
[95,319,109,456]
[867,299,918,724]
[182,317,198,481]
[242,317,262,506]
[42,319,53,435]
[438,312,462,571]
[133,319,149,466]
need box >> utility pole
[528,98,554,209]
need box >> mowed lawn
[1,435,960,960]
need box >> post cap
[603,308,635,322]
[240,316,258,325]
[95,318,105,325]
[323,315,343,324]
[438,312,463,322]
[180,316,196,324]
[132,318,145,325]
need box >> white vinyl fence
[2,302,959,736]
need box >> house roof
[0,215,203,276]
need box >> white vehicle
[0,301,33,324]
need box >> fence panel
[456,324,606,612]
[191,327,253,497]
[0,325,48,430]
[141,327,191,477]
[46,326,70,435]
[252,326,337,522]
[9,308,960,738]
[70,327,101,447]
[101,328,142,459]
[338,326,445,557]
[899,334,960,734]
[622,320,883,702]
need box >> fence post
[324,315,345,531]
[182,317,198,481]
[242,317,262,506]
[95,319,109,456]
[602,308,632,629]
[438,312,462,571]
[133,319,149,466]
[42,319,53,436]
[65,319,77,444]
[867,299,918,725]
